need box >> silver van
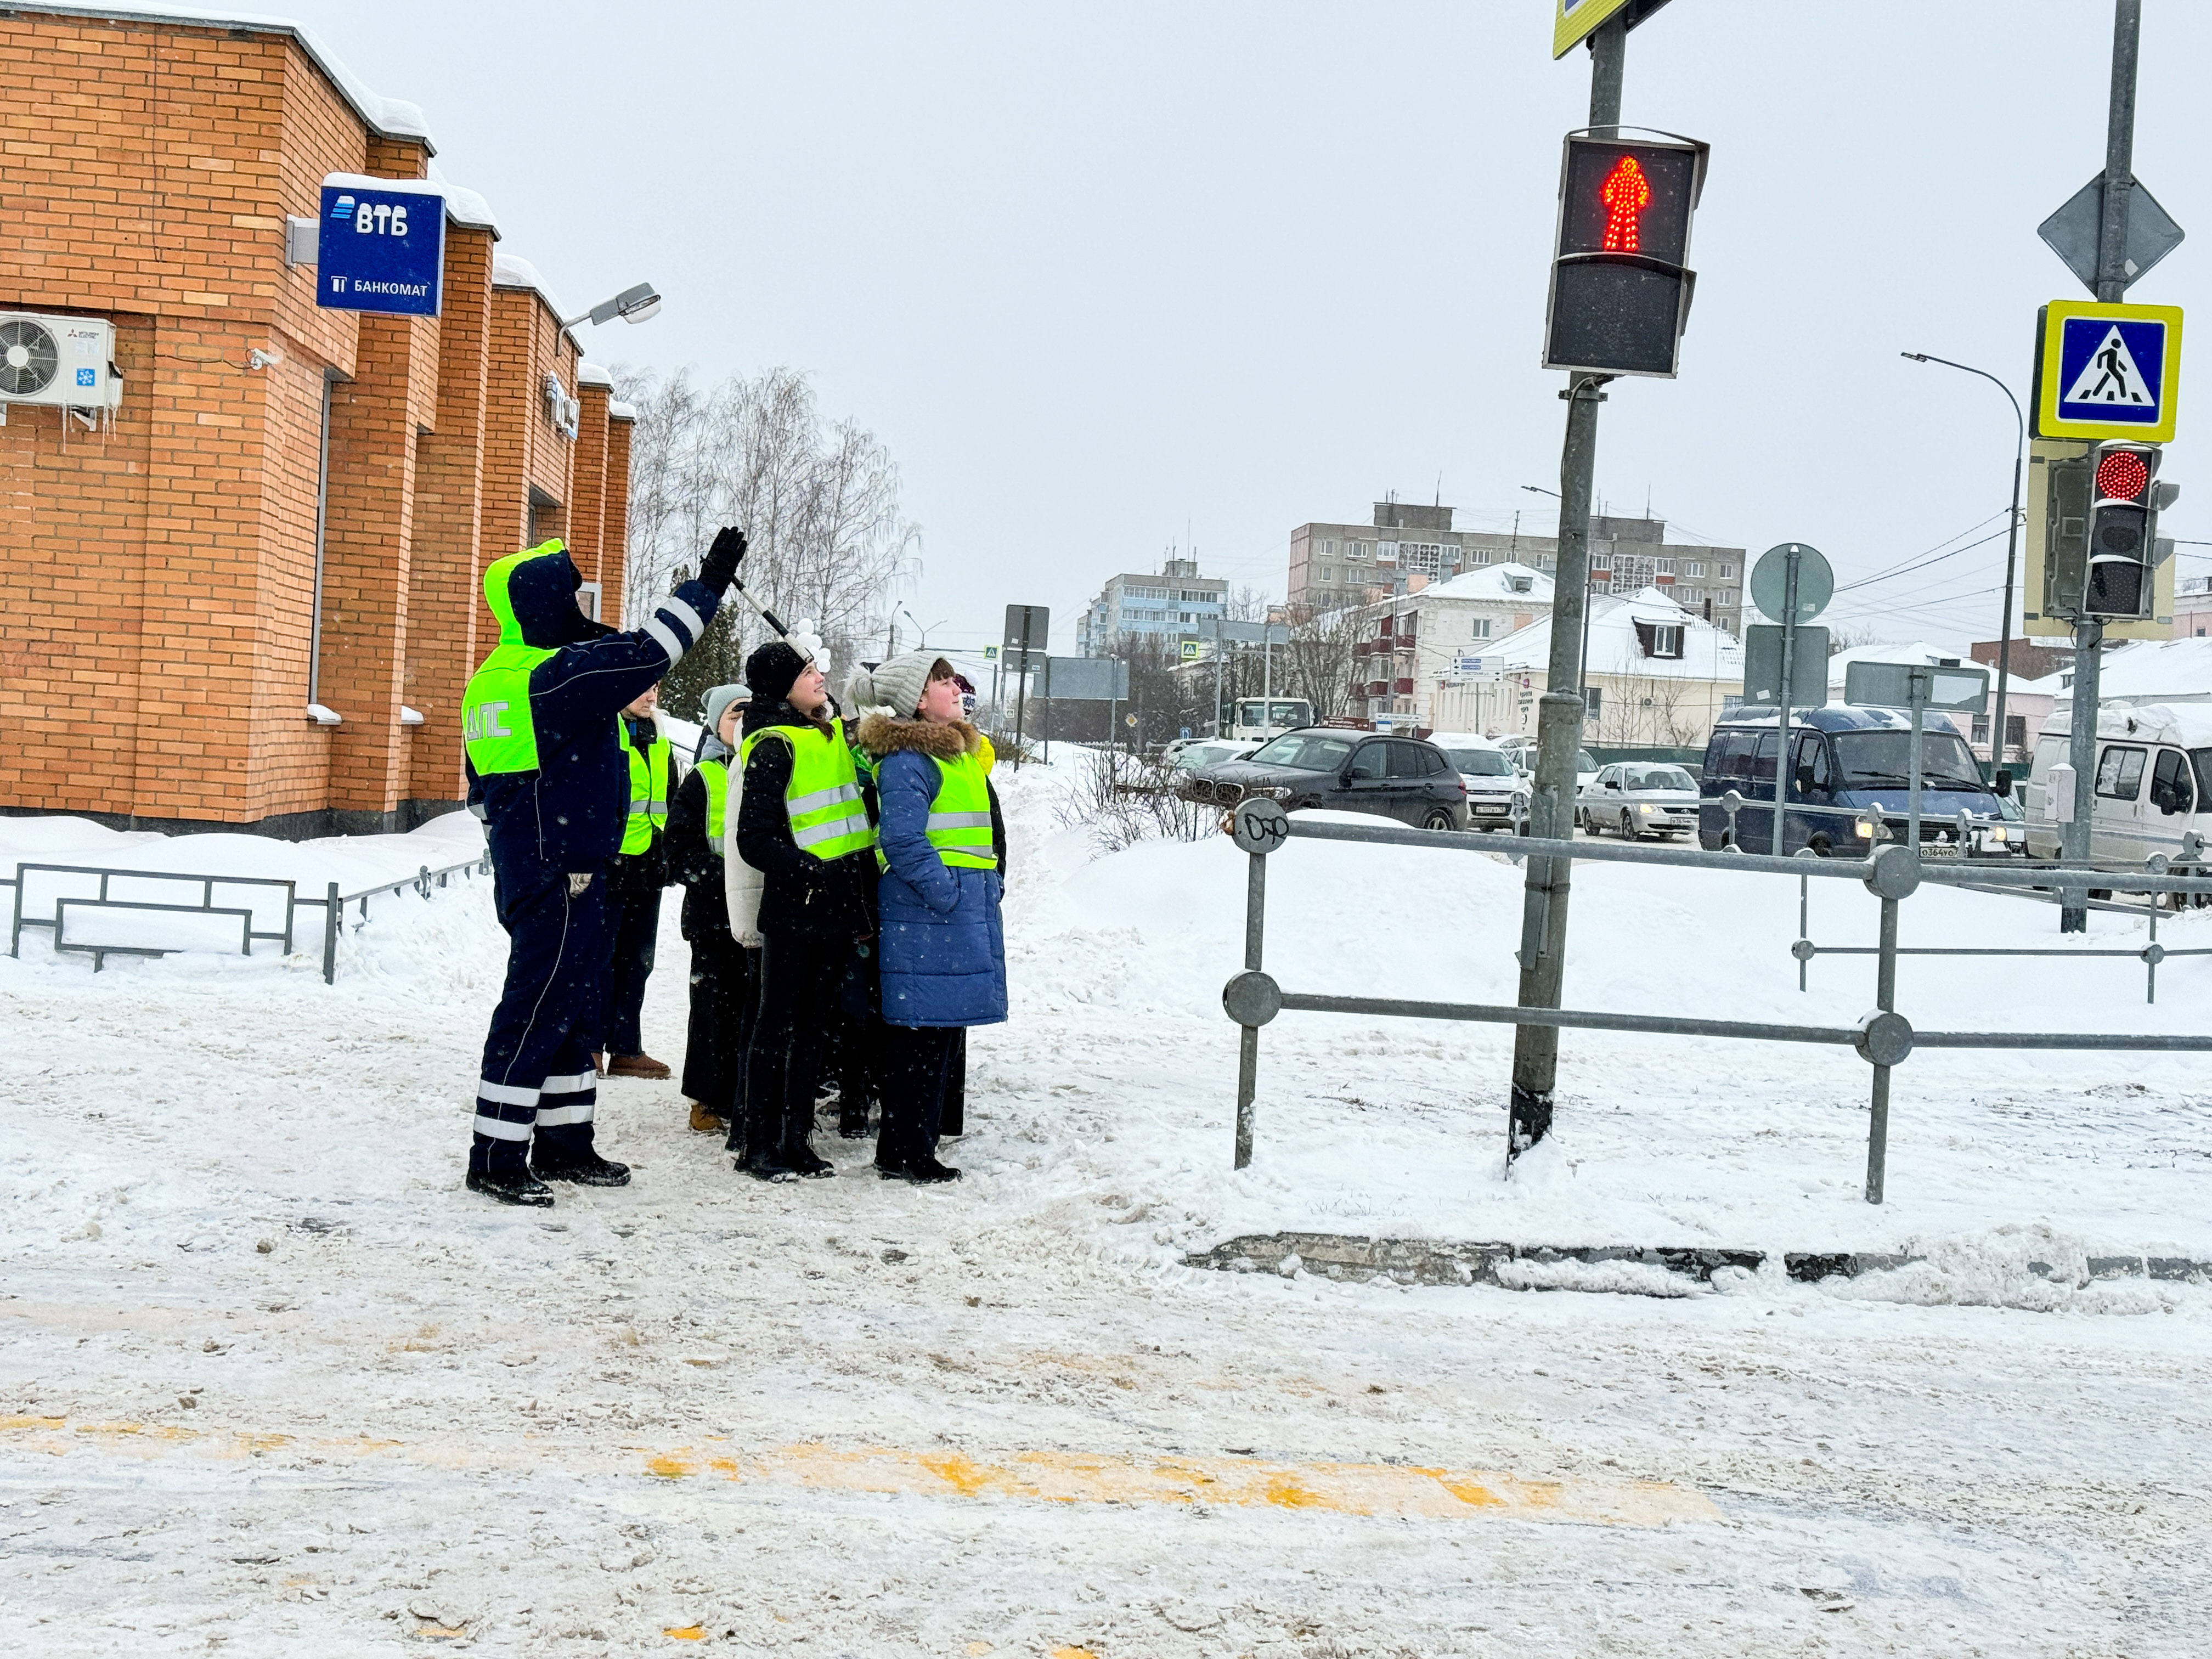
[2023,702,2212,866]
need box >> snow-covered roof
[607,400,638,422]
[1415,563,1556,605]
[491,253,570,330]
[32,4,436,150]
[1485,588,1743,681]
[2019,634,2212,704]
[321,171,498,236]
[1825,637,1981,690]
[576,362,615,389]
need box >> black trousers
[600,882,662,1057]
[681,930,754,1118]
[876,1024,962,1171]
[471,866,606,1176]
[940,1030,966,1138]
[743,933,853,1161]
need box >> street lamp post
[1901,353,2026,777]
[561,281,663,329]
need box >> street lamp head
[1901,352,1929,362]
[565,280,662,329]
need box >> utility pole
[2063,0,2140,933]
[1508,13,1623,1157]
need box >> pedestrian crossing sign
[2035,300,2182,443]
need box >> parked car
[1497,735,1600,794]
[1167,738,1257,773]
[1427,731,1532,834]
[1578,761,1700,840]
[2024,702,2212,868]
[1696,704,2019,857]
[1179,727,1470,831]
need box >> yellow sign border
[2034,299,2183,444]
[1554,0,1634,59]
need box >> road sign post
[1748,543,1833,848]
[1002,605,1049,771]
[1844,662,1990,851]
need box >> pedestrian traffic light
[1543,129,1708,379]
[2081,440,2177,619]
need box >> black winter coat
[733,700,878,940]
[667,763,731,941]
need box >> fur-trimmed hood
[855,713,983,761]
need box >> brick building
[0,5,636,836]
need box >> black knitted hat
[744,640,812,703]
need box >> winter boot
[687,1099,727,1135]
[837,1101,872,1140]
[891,1154,962,1185]
[608,1053,672,1080]
[781,1110,836,1179]
[532,1152,631,1187]
[467,1168,555,1207]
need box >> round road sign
[1750,543,1833,625]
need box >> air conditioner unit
[0,313,122,409]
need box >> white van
[2023,702,2212,866]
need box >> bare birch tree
[613,365,921,719]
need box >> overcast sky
[273,0,2211,667]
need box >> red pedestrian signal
[2095,448,2150,501]
[1599,155,1651,252]
[1543,129,1708,379]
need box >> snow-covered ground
[3,758,2207,1656]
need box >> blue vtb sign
[316,185,444,317]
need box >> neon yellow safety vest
[740,715,877,862]
[698,754,730,856]
[461,541,567,775]
[616,717,671,855]
[923,751,998,870]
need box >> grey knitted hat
[701,682,749,735]
[848,650,944,719]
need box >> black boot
[532,1152,631,1187]
[882,1154,962,1185]
[782,1109,836,1178]
[467,1167,555,1207]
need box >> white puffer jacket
[720,743,764,947]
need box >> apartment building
[1346,563,1555,727]
[1076,555,1228,655]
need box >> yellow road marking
[0,1417,1718,1527]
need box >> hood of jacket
[483,540,611,650]
[855,713,982,760]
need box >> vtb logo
[330,195,413,236]
[465,701,514,741]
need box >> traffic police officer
[460,528,746,1206]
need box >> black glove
[697,526,747,593]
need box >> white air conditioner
[0,313,122,409]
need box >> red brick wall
[0,12,626,833]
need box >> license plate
[1475,804,1506,815]
[1920,842,1961,859]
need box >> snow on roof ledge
[490,253,569,328]
[30,4,438,152]
[607,400,637,422]
[321,172,498,235]
[577,362,615,389]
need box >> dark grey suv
[1178,729,1470,831]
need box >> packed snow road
[3,759,2208,1656]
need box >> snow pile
[1820,1224,2181,1316]
[1491,1256,1700,1298]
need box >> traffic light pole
[2062,0,2140,933]
[1508,13,1624,1159]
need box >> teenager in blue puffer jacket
[850,652,1007,1183]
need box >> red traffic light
[2095,449,2151,502]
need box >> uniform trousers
[471,866,607,1176]
[743,933,864,1160]
[681,930,754,1119]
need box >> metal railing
[1218,800,2212,1204]
[7,855,488,985]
